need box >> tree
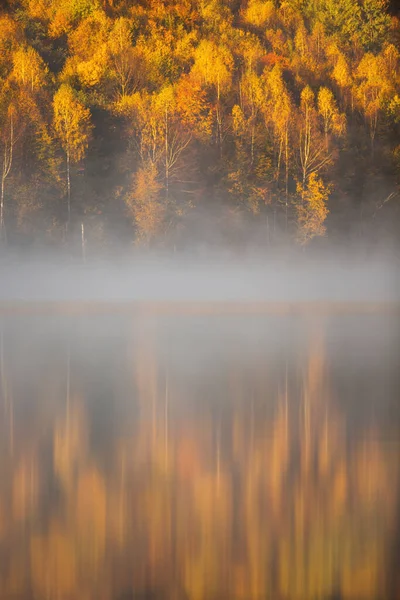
[64,9,111,89]
[11,46,48,93]
[0,15,22,76]
[124,85,191,200]
[47,0,103,38]
[243,0,275,29]
[296,172,331,244]
[359,0,391,52]
[53,84,92,229]
[355,52,391,155]
[297,86,332,188]
[156,85,191,201]
[239,71,264,168]
[0,104,16,241]
[191,40,233,151]
[331,51,353,110]
[126,162,165,245]
[317,87,345,150]
[264,65,293,217]
[175,74,212,140]
[108,17,141,100]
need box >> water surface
[0,313,398,599]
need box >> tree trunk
[81,222,86,263]
[216,75,222,155]
[165,107,169,200]
[277,136,283,184]
[0,175,5,239]
[66,148,71,231]
[0,114,14,243]
[285,128,289,231]
[250,123,255,167]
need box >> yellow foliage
[76,44,109,87]
[0,15,22,62]
[243,0,275,28]
[175,75,212,138]
[53,84,92,161]
[126,163,165,244]
[300,84,315,110]
[318,86,346,141]
[68,10,110,60]
[11,46,48,92]
[332,52,352,90]
[296,172,330,244]
[232,104,245,135]
[192,40,233,97]
[239,34,265,73]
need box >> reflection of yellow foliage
[332,461,348,515]
[341,555,380,599]
[53,400,88,489]
[0,498,4,541]
[353,437,395,509]
[75,466,107,575]
[31,525,77,597]
[12,455,39,522]
[0,322,397,600]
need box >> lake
[0,312,398,599]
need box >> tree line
[0,0,399,254]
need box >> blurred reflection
[0,314,398,599]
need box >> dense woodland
[0,0,400,255]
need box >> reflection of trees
[0,319,397,599]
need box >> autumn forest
[0,0,399,255]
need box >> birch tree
[53,84,92,230]
[297,86,331,189]
[0,104,16,241]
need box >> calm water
[0,313,399,599]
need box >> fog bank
[0,253,398,305]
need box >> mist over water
[0,251,398,304]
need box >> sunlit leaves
[175,75,212,139]
[243,0,275,29]
[317,86,346,148]
[107,17,143,99]
[126,162,165,244]
[191,40,233,99]
[0,15,23,77]
[53,84,92,162]
[11,47,48,93]
[2,0,400,246]
[47,0,102,38]
[296,172,330,244]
